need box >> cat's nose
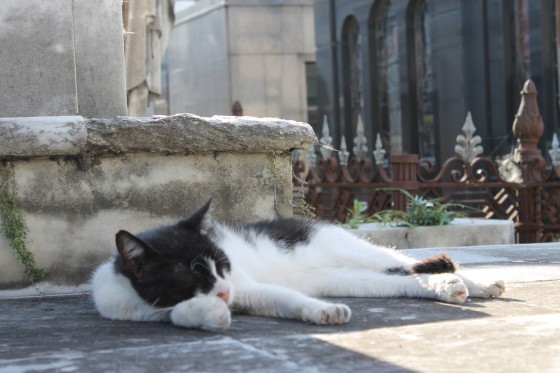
[217,289,230,303]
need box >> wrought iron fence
[293,80,560,243]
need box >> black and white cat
[92,200,505,331]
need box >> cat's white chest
[216,227,318,291]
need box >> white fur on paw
[305,304,351,325]
[433,275,468,304]
[201,299,231,331]
[171,297,231,331]
[469,280,506,298]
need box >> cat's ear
[115,230,151,275]
[179,199,213,235]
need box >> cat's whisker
[153,307,173,316]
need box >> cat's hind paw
[305,303,351,325]
[468,280,506,299]
[433,275,468,304]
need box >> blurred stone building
[163,0,318,128]
[314,0,560,164]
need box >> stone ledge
[0,116,86,158]
[351,218,515,249]
[0,114,317,159]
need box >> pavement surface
[1,243,559,373]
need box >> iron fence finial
[549,133,560,167]
[353,114,368,159]
[512,80,545,170]
[319,115,333,160]
[339,136,349,166]
[373,134,386,165]
[455,111,483,162]
[306,143,317,168]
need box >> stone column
[0,0,127,118]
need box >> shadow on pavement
[0,293,500,372]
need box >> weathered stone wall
[0,114,316,288]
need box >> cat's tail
[386,253,457,275]
[412,253,457,274]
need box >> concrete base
[352,218,515,249]
[0,243,559,372]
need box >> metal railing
[293,80,560,243]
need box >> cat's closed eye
[214,259,230,278]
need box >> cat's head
[114,200,233,308]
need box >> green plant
[0,167,45,283]
[345,189,472,228]
[344,199,376,229]
[371,189,469,227]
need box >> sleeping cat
[92,200,505,331]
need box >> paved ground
[1,244,559,373]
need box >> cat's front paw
[200,298,232,331]
[171,297,231,331]
[432,275,468,304]
[304,303,351,325]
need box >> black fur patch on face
[411,253,457,274]
[241,218,317,250]
[113,201,231,308]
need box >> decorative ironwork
[306,143,317,169]
[455,112,483,162]
[549,134,560,167]
[319,115,333,160]
[512,80,545,173]
[293,80,560,244]
[353,114,368,159]
[339,136,350,166]
[373,134,386,165]
[231,100,243,116]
